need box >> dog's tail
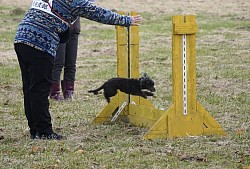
[88,84,105,95]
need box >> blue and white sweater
[14,0,132,57]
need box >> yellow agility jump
[92,12,226,139]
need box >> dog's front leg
[144,91,154,96]
[137,91,147,99]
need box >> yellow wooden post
[129,11,140,105]
[126,12,165,127]
[144,15,226,139]
[92,12,129,124]
[129,11,155,108]
[92,11,158,124]
[116,12,129,111]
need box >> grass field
[0,1,249,168]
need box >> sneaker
[30,131,39,139]
[38,132,66,140]
[30,134,37,139]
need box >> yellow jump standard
[92,11,163,127]
[92,13,226,139]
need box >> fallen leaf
[31,145,42,153]
[242,166,250,169]
[236,128,244,135]
[75,149,85,154]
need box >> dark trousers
[14,43,54,135]
[52,33,79,82]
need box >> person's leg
[63,34,78,82]
[15,44,65,140]
[50,43,66,100]
[62,34,78,99]
[30,56,53,134]
[15,44,36,138]
[52,43,66,82]
[20,45,54,134]
[27,46,65,139]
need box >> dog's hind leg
[104,89,117,103]
[105,96,110,103]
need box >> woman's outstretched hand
[131,15,142,26]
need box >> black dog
[88,73,156,103]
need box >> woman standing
[49,17,80,100]
[14,0,141,140]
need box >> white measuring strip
[182,34,188,115]
[111,102,127,122]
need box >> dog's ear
[143,73,151,81]
[139,73,145,80]
[139,75,142,81]
[142,73,149,79]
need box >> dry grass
[0,0,249,168]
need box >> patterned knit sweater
[14,0,132,57]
